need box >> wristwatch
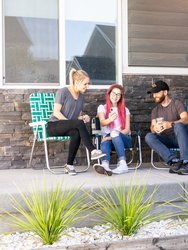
[171,122,175,128]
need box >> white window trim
[0,0,3,87]
[122,0,188,76]
[116,0,123,86]
[59,0,65,89]
[0,0,122,89]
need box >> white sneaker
[91,149,106,160]
[64,164,77,175]
[112,160,128,174]
[102,161,112,172]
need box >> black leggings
[47,120,95,165]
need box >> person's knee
[69,128,80,139]
[174,122,185,132]
[145,132,155,144]
[174,122,188,138]
[76,120,85,128]
[111,135,121,143]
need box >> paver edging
[33,234,188,250]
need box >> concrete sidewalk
[0,163,188,233]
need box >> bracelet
[171,122,175,128]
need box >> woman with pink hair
[95,84,132,175]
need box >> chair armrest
[29,121,47,127]
[92,129,103,136]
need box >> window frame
[122,0,188,76]
[0,0,122,89]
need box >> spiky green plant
[170,184,188,220]
[2,181,89,245]
[90,179,165,236]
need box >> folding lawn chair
[29,92,90,174]
[91,117,142,170]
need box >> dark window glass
[65,0,117,85]
[3,0,59,84]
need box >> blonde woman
[47,68,105,175]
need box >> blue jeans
[101,133,132,162]
[145,123,188,163]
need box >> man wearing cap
[145,80,188,175]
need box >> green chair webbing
[30,92,70,142]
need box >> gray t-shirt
[49,87,84,121]
[151,99,186,133]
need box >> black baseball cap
[147,81,169,94]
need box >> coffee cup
[155,117,165,134]
[156,117,164,124]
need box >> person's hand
[82,114,90,123]
[153,122,165,133]
[162,121,172,130]
[108,109,117,122]
[101,136,111,142]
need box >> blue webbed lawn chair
[29,92,90,174]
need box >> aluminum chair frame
[29,92,90,174]
[151,148,180,170]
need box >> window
[3,0,59,85]
[65,0,118,86]
[2,0,120,87]
[122,0,188,75]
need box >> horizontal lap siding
[129,53,188,67]
[128,0,188,12]
[129,39,188,53]
[128,0,188,67]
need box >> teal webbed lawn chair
[29,92,90,174]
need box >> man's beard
[154,95,165,103]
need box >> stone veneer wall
[123,75,188,161]
[0,75,187,169]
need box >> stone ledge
[34,234,188,250]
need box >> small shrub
[90,178,164,236]
[171,184,188,220]
[2,181,89,245]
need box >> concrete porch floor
[0,162,188,234]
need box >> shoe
[64,164,77,175]
[91,149,106,160]
[177,162,188,175]
[102,161,112,172]
[169,160,182,174]
[112,160,128,174]
[93,164,112,176]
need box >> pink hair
[105,84,126,130]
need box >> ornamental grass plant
[171,184,188,220]
[1,181,89,245]
[90,178,168,236]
